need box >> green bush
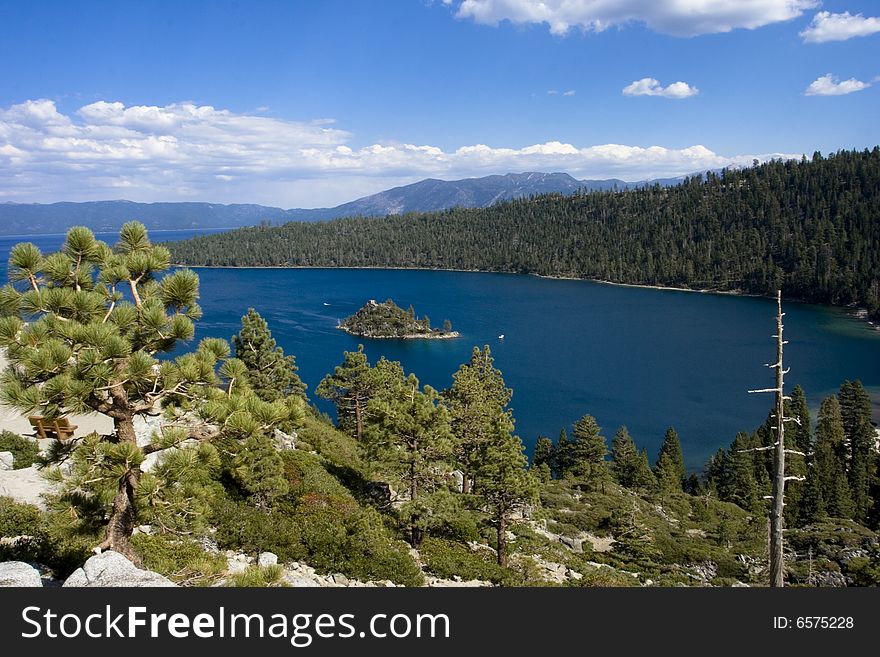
[0,431,40,469]
[296,415,365,475]
[280,450,351,499]
[0,497,97,577]
[131,534,227,586]
[211,498,423,586]
[0,496,42,537]
[212,499,307,562]
[420,536,508,584]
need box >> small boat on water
[323,302,331,306]
[498,334,505,339]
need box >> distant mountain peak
[0,171,689,235]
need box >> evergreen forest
[168,148,880,320]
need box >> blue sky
[0,0,878,207]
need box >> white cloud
[0,98,797,206]
[452,0,817,37]
[563,90,576,96]
[804,74,871,96]
[800,11,880,43]
[622,78,699,99]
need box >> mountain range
[0,171,687,235]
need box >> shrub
[420,536,509,584]
[0,496,42,537]
[227,564,287,587]
[0,497,97,577]
[212,499,307,563]
[296,415,365,475]
[0,431,40,469]
[212,497,422,586]
[131,534,226,586]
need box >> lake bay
[2,230,878,470]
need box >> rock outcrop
[0,561,43,587]
[63,551,177,587]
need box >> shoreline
[175,262,879,331]
[336,326,461,340]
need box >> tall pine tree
[232,308,306,402]
[654,427,686,493]
[611,426,640,488]
[442,346,512,494]
[569,414,609,490]
[812,396,853,519]
[366,373,453,548]
[839,380,876,522]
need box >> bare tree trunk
[409,437,423,548]
[497,513,507,568]
[769,291,786,588]
[99,413,141,563]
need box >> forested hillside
[1,225,878,587]
[168,148,880,319]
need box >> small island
[338,299,459,339]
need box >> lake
[2,229,879,470]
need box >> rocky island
[337,299,459,339]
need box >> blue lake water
[2,230,879,470]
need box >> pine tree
[366,373,453,548]
[632,448,656,490]
[442,346,512,494]
[813,396,853,519]
[654,427,686,491]
[0,224,231,559]
[839,380,876,522]
[316,345,389,441]
[611,426,640,488]
[800,459,826,524]
[233,434,289,509]
[474,416,538,568]
[569,414,609,490]
[555,428,571,478]
[705,448,728,495]
[789,385,812,455]
[533,435,555,473]
[232,308,306,402]
[719,433,762,514]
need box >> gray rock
[0,451,14,471]
[284,575,320,587]
[133,413,165,448]
[0,561,43,587]
[559,535,584,553]
[332,573,350,586]
[273,428,297,451]
[63,551,177,587]
[812,571,847,588]
[450,470,464,493]
[258,552,278,567]
[226,553,252,575]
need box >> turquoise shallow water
[2,231,878,471]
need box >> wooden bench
[28,416,78,440]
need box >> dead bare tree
[747,290,805,587]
